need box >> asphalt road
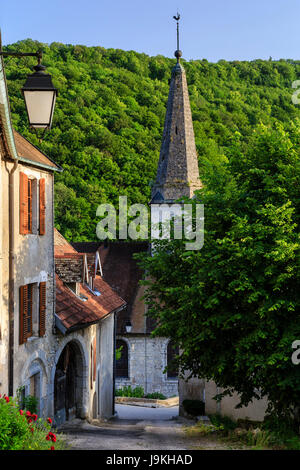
[59,405,190,450]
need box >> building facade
[0,54,125,424]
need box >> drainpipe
[112,311,116,417]
[6,158,18,396]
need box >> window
[167,341,179,379]
[20,172,46,235]
[115,339,128,378]
[19,282,46,344]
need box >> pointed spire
[151,16,202,204]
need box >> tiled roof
[54,229,126,331]
[99,241,149,334]
[55,274,126,331]
[54,228,77,255]
[71,242,102,253]
[13,130,61,172]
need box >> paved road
[115,404,179,420]
[59,405,189,450]
[58,405,235,450]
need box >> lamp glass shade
[125,322,132,333]
[22,90,56,128]
[21,65,58,129]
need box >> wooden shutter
[39,178,46,235]
[93,336,97,382]
[19,173,29,235]
[39,282,46,337]
[19,285,28,344]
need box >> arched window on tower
[116,339,128,378]
[167,341,179,379]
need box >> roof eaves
[18,155,63,172]
[0,56,18,160]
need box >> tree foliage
[3,40,300,241]
[138,123,300,418]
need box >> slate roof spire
[151,14,202,203]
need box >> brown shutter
[39,178,46,235]
[19,285,28,344]
[39,282,46,337]
[20,173,29,235]
[93,336,97,382]
[28,179,32,233]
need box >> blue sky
[1,0,299,62]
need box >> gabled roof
[13,130,62,172]
[54,229,126,332]
[0,55,18,160]
[71,241,102,253]
[54,228,77,255]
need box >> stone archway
[54,341,85,426]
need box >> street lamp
[21,61,57,130]
[125,321,132,333]
[0,49,57,134]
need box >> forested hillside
[4,39,300,240]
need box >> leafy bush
[209,413,237,432]
[0,396,31,450]
[0,395,67,450]
[144,392,167,400]
[182,399,205,416]
[23,395,38,414]
[115,386,145,398]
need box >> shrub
[23,395,38,414]
[209,413,237,432]
[144,392,167,400]
[182,399,205,417]
[0,396,31,450]
[115,386,144,398]
[0,395,67,450]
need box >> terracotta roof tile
[13,130,61,171]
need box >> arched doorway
[54,341,84,425]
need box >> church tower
[151,14,202,204]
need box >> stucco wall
[0,161,115,422]
[98,314,114,419]
[116,335,178,397]
[179,376,268,422]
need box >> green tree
[138,123,300,421]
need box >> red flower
[50,446,55,450]
[46,435,50,441]
[28,418,33,424]
[51,435,57,443]
[30,427,34,434]
[4,396,9,403]
[47,417,52,425]
[19,410,24,415]
[32,413,38,421]
[26,410,31,417]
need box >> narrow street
[58,405,233,450]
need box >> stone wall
[116,335,178,397]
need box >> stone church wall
[116,336,178,398]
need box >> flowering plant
[0,394,65,450]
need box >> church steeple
[151,14,202,203]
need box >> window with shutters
[20,173,46,235]
[19,282,47,344]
